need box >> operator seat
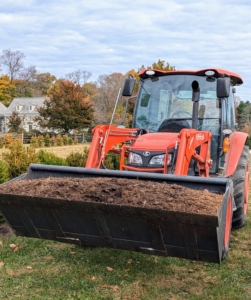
[158,119,190,133]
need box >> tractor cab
[123,69,242,175]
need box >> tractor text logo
[196,134,204,140]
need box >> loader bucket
[0,164,233,263]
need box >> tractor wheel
[231,146,250,229]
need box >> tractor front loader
[0,68,249,263]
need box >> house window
[29,105,36,111]
[16,105,23,111]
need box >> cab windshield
[134,74,220,133]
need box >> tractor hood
[133,132,179,151]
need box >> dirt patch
[0,222,13,238]
[0,177,223,215]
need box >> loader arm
[86,124,140,169]
[175,128,213,177]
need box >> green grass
[1,214,251,300]
[0,143,250,298]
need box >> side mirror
[122,78,136,96]
[217,77,230,98]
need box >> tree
[65,70,92,85]
[0,49,25,83]
[34,72,57,96]
[82,82,96,98]
[7,111,24,132]
[0,75,16,106]
[150,59,175,71]
[13,79,34,98]
[14,65,38,97]
[138,59,175,71]
[92,72,125,124]
[18,65,37,82]
[236,101,251,132]
[15,71,57,97]
[35,80,94,133]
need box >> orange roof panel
[139,68,243,85]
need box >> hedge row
[30,134,78,148]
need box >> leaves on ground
[9,243,18,252]
[101,284,119,292]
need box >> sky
[0,0,250,101]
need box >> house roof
[5,97,48,115]
[0,102,7,114]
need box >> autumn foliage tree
[34,72,57,96]
[138,59,175,72]
[150,59,175,71]
[236,100,251,134]
[7,111,24,133]
[0,75,16,106]
[0,49,58,102]
[35,80,94,133]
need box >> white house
[0,102,7,132]
[1,97,48,133]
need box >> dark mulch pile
[0,177,223,215]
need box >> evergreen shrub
[38,150,67,166]
[37,135,45,147]
[2,139,39,179]
[44,134,51,147]
[65,147,89,167]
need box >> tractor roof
[138,68,243,86]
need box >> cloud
[0,0,250,100]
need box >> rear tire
[231,146,250,229]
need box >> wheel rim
[224,195,232,248]
[244,163,250,215]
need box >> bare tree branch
[0,49,25,82]
[65,70,92,85]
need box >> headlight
[148,154,172,166]
[128,152,143,165]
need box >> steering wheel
[171,110,192,118]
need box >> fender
[224,131,248,177]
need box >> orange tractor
[0,68,249,263]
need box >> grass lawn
[0,149,250,299]
[37,143,90,159]
[1,204,251,299]
[1,221,251,299]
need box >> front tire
[231,146,250,229]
